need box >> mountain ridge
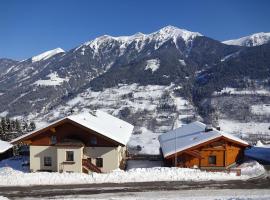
[223,32,270,47]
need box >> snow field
[34,72,69,86]
[214,87,270,96]
[251,104,270,115]
[0,160,265,187]
[145,59,160,72]
[219,119,270,136]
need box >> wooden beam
[186,150,203,159]
[50,127,56,133]
[23,140,32,145]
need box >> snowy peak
[31,48,65,63]
[80,26,203,53]
[223,32,270,47]
[151,25,203,42]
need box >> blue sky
[0,0,270,60]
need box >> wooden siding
[225,142,244,166]
[164,138,246,168]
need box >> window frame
[96,157,103,168]
[66,151,74,162]
[51,135,57,145]
[44,156,52,167]
[208,155,217,165]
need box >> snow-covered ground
[34,72,69,86]
[126,160,163,170]
[0,156,265,187]
[145,59,160,72]
[214,87,270,96]
[219,119,270,136]
[0,166,262,187]
[251,104,270,115]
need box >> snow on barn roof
[0,140,13,153]
[11,110,134,146]
[158,121,249,158]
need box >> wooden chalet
[159,121,249,169]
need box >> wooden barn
[159,121,249,169]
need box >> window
[208,155,216,165]
[90,137,97,145]
[51,136,57,144]
[96,158,103,168]
[44,156,52,166]
[66,151,74,162]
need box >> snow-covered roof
[0,140,13,153]
[67,111,133,145]
[12,110,134,146]
[158,121,249,158]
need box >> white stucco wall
[84,146,125,172]
[57,147,83,173]
[30,145,83,173]
[30,146,57,172]
[30,145,126,173]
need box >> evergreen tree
[1,118,7,133]
[15,119,22,133]
[6,118,11,132]
[29,121,36,131]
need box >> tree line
[0,117,36,141]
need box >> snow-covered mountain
[1,25,270,153]
[78,26,202,54]
[31,48,65,63]
[223,32,270,47]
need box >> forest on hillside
[0,117,36,141]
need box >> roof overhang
[11,117,126,146]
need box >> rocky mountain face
[1,26,270,152]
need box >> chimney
[205,125,213,132]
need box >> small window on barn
[90,137,97,145]
[96,158,103,168]
[208,155,216,165]
[66,151,74,162]
[51,136,57,145]
[44,156,52,166]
